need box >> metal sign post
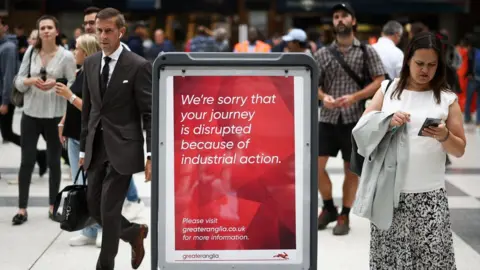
[151,53,319,270]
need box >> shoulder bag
[11,48,34,107]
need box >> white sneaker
[96,231,102,248]
[122,199,145,221]
[69,234,96,246]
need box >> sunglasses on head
[40,67,47,81]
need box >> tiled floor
[1,110,480,269]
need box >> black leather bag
[52,167,95,232]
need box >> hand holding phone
[418,118,442,136]
[56,78,68,85]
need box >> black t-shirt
[63,70,83,140]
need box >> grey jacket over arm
[351,111,409,230]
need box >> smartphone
[56,78,68,85]
[418,118,442,136]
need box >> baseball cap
[282,28,307,42]
[332,3,355,18]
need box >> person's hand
[145,159,152,182]
[0,105,8,115]
[390,111,411,127]
[32,77,47,89]
[55,83,72,99]
[322,95,338,109]
[79,158,84,166]
[422,123,449,141]
[42,79,57,90]
[58,125,65,144]
[337,94,357,108]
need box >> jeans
[464,79,480,124]
[67,138,140,238]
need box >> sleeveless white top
[380,79,457,193]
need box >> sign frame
[151,53,319,270]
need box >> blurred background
[1,0,480,52]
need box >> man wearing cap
[283,28,311,54]
[313,3,385,235]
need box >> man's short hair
[84,6,101,16]
[382,20,403,36]
[96,8,126,29]
[0,17,5,26]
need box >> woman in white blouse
[12,15,76,225]
[363,32,466,269]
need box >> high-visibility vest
[234,40,271,53]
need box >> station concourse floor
[1,110,480,270]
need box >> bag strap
[27,48,34,78]
[327,45,364,89]
[73,166,87,185]
[360,44,371,83]
[328,44,372,89]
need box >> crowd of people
[0,1,477,269]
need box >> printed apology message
[179,93,279,165]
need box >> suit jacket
[80,49,152,175]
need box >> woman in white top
[364,32,466,269]
[12,15,76,225]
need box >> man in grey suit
[79,8,152,270]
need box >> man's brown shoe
[332,215,350,236]
[317,208,338,230]
[131,224,149,269]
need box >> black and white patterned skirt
[370,188,456,270]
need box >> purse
[52,166,95,232]
[11,48,34,107]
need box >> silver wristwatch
[69,94,77,104]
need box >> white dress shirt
[372,37,404,80]
[80,44,151,159]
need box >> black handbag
[52,167,95,232]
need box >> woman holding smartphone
[12,15,76,225]
[363,32,466,269]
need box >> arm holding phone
[55,78,83,111]
[421,100,466,158]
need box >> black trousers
[87,129,138,270]
[18,113,62,208]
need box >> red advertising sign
[169,75,298,262]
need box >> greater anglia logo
[273,252,289,260]
[182,253,220,260]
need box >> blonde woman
[27,30,38,46]
[55,34,103,246]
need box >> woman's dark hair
[392,31,449,104]
[35,15,61,49]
